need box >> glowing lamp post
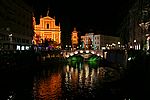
[9,33,12,42]
[118,42,120,49]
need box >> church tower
[71,27,78,50]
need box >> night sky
[24,0,133,36]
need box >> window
[47,24,49,29]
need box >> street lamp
[134,39,138,50]
[6,27,14,50]
[9,33,12,42]
[118,42,120,49]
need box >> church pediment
[43,16,54,21]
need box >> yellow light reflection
[84,64,89,79]
[34,73,62,100]
[71,67,74,72]
[66,65,69,72]
[79,70,83,83]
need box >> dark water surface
[0,61,132,100]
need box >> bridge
[33,49,104,62]
[62,50,103,59]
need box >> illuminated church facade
[33,11,61,48]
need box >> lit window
[16,45,20,50]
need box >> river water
[0,61,128,100]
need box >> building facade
[81,33,121,50]
[0,0,34,50]
[119,0,150,50]
[33,12,61,48]
[99,34,121,50]
[94,35,100,50]
[81,33,93,50]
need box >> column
[59,31,61,44]
[54,33,55,41]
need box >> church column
[59,31,61,43]
[54,33,55,41]
[52,32,54,40]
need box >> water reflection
[33,61,120,99]
[33,66,62,100]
